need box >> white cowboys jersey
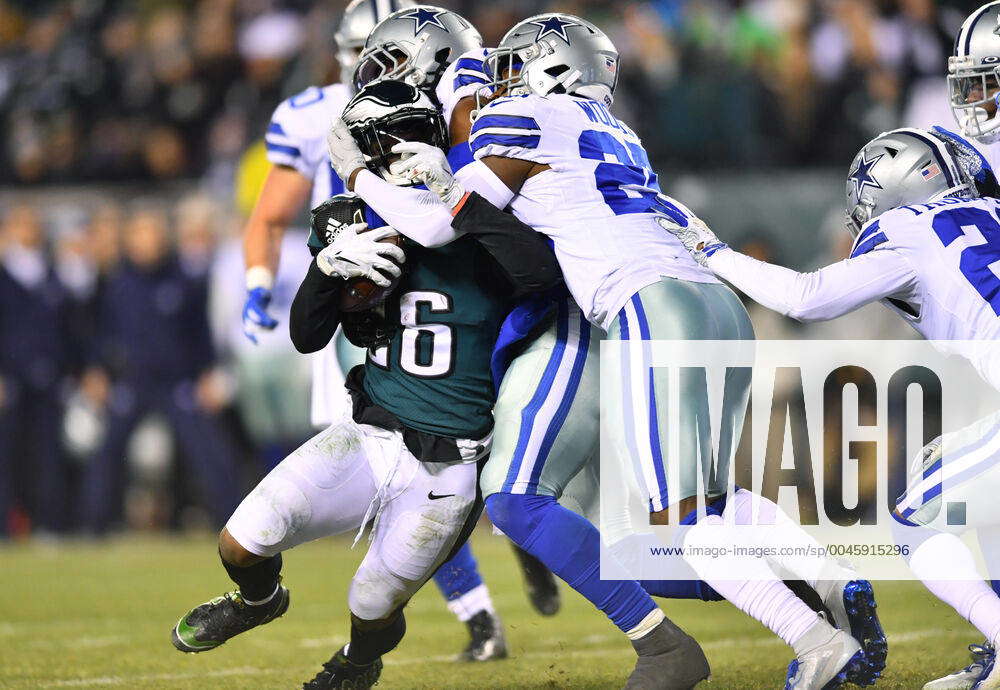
[435,47,490,126]
[468,93,716,330]
[853,197,1000,389]
[265,83,352,209]
[265,82,355,427]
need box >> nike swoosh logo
[428,491,455,500]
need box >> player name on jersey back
[470,93,717,330]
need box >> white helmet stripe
[959,1,1000,58]
[375,0,394,21]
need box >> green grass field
[0,529,985,689]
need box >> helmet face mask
[481,45,537,101]
[948,58,1000,143]
[351,6,482,92]
[353,110,447,173]
[353,42,415,90]
[334,0,419,87]
[342,80,448,185]
[949,2,1000,144]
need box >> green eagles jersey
[307,193,514,439]
[362,237,511,439]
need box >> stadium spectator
[0,0,980,182]
[0,205,74,536]
[79,205,240,534]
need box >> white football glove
[388,142,467,209]
[316,220,405,288]
[326,117,367,184]
[653,194,727,267]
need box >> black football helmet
[341,80,448,184]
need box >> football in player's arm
[290,188,562,358]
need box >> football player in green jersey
[170,80,561,690]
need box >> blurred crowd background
[0,0,970,537]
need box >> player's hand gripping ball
[312,196,405,312]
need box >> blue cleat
[922,642,994,690]
[973,642,1000,689]
[832,580,887,685]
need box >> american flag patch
[921,163,941,180]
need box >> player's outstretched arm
[658,207,918,323]
[241,165,312,342]
[707,249,916,322]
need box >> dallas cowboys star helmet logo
[849,152,885,202]
[529,16,576,44]
[400,8,448,36]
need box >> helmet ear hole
[544,65,569,93]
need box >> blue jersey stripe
[850,232,888,258]
[266,141,301,158]
[471,114,540,134]
[854,220,881,247]
[447,142,474,172]
[267,122,287,136]
[454,74,488,89]
[455,57,485,71]
[470,134,539,154]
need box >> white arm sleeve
[354,171,458,247]
[706,247,918,323]
[455,160,517,209]
[352,162,516,248]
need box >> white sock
[911,533,1000,646]
[445,584,495,623]
[626,608,665,641]
[724,489,854,591]
[684,513,822,648]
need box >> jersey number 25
[578,130,674,217]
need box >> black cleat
[459,610,508,662]
[303,646,383,689]
[626,618,710,690]
[511,544,560,616]
[171,584,289,653]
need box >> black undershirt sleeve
[451,192,563,297]
[289,261,344,354]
